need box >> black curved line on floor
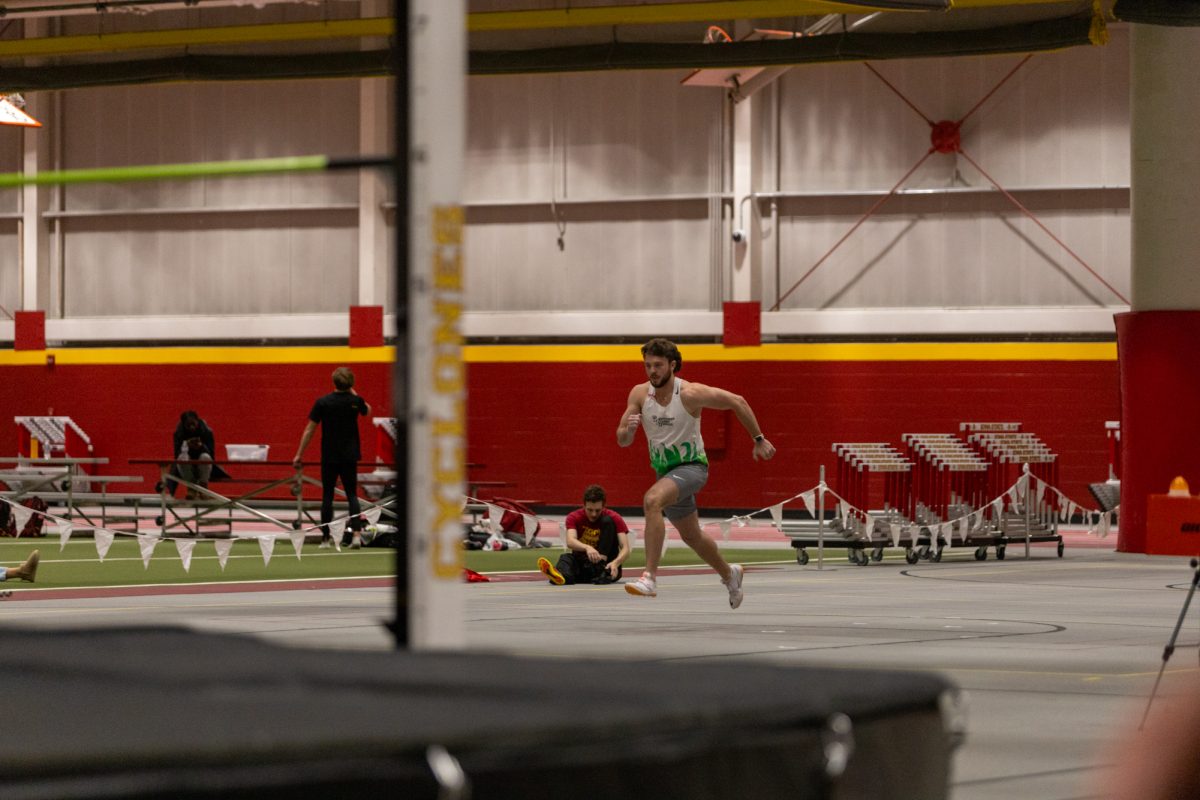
[952,762,1115,788]
[899,568,1168,591]
[655,617,1067,661]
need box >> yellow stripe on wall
[0,341,1117,366]
[0,346,394,366]
[463,342,1118,363]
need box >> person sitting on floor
[537,484,630,586]
[0,550,39,583]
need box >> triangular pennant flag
[214,538,234,570]
[521,514,539,546]
[1067,502,1077,523]
[800,491,816,516]
[1006,488,1019,508]
[365,506,383,526]
[94,529,114,562]
[735,516,747,528]
[10,503,33,536]
[289,529,306,559]
[175,539,196,573]
[258,535,275,566]
[864,513,875,539]
[768,503,784,528]
[138,534,159,569]
[719,520,731,541]
[889,523,901,547]
[57,520,74,551]
[485,505,503,534]
[329,517,347,541]
[992,497,1004,516]
[1100,513,1112,539]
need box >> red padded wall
[1,351,1118,513]
[1,360,392,490]
[467,358,1119,511]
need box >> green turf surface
[0,539,791,590]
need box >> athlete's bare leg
[671,512,732,582]
[641,476,680,577]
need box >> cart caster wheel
[1057,540,1065,558]
[796,548,809,566]
[974,547,987,561]
[932,547,944,563]
[995,546,1006,560]
[856,550,870,566]
[905,548,919,565]
[848,550,859,565]
[918,545,931,561]
[871,547,884,562]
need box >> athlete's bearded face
[644,355,674,389]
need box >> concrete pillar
[729,94,763,303]
[1116,24,1200,553]
[358,0,391,308]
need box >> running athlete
[616,338,776,607]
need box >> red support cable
[863,62,934,126]
[771,148,936,311]
[956,54,1033,127]
[957,148,1130,305]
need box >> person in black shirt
[293,367,371,548]
[160,411,230,497]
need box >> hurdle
[902,433,997,560]
[962,422,1064,558]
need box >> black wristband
[753,434,765,443]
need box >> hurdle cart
[902,432,999,562]
[784,443,916,567]
[961,422,1064,558]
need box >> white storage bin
[225,444,270,461]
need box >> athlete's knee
[643,489,668,513]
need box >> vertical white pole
[408,0,466,649]
[21,96,45,312]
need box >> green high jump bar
[0,154,392,188]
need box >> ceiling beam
[0,18,391,59]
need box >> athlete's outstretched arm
[616,385,643,447]
[683,383,777,461]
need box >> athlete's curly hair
[582,484,606,504]
[641,338,682,373]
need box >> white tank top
[642,378,707,476]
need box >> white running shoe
[318,539,332,550]
[624,573,657,597]
[724,564,744,609]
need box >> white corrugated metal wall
[0,22,1134,338]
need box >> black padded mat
[1,627,957,799]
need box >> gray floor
[4,544,1198,800]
